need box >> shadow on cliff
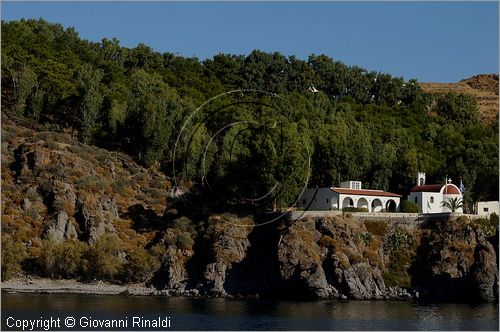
[122,204,166,232]
[221,214,283,298]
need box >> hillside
[1,116,498,302]
[421,74,499,123]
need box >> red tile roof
[331,188,401,197]
[410,184,443,193]
[410,184,461,195]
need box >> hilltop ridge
[421,74,499,123]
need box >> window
[326,198,329,203]
[302,199,307,205]
[430,197,434,204]
[419,178,424,186]
[484,207,489,212]
[415,197,418,204]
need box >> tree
[434,93,479,125]
[126,69,181,166]
[76,64,104,144]
[441,197,464,212]
[400,200,419,213]
[12,65,37,116]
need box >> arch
[371,198,383,212]
[342,197,354,209]
[386,199,397,212]
[357,197,369,211]
[430,196,434,204]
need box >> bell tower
[417,172,426,186]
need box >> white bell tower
[417,172,426,186]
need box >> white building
[476,201,499,217]
[298,180,401,212]
[407,172,463,213]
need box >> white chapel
[407,172,463,213]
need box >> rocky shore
[1,278,157,296]
[1,276,412,300]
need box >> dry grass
[421,74,499,123]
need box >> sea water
[1,292,498,330]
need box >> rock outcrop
[75,195,118,245]
[412,221,498,303]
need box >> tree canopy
[2,18,498,210]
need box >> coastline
[1,278,158,296]
[1,277,415,301]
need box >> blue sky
[1,2,498,82]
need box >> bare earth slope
[420,74,499,123]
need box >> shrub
[177,231,194,251]
[76,175,109,193]
[318,235,336,248]
[120,247,160,283]
[364,220,388,237]
[456,215,470,225]
[382,270,411,288]
[173,217,197,234]
[362,248,382,266]
[471,213,498,237]
[342,207,368,212]
[85,234,124,280]
[383,250,412,288]
[1,236,27,280]
[112,178,130,196]
[39,239,88,278]
[353,231,373,246]
[23,208,39,219]
[385,229,412,253]
[45,138,59,150]
[400,200,419,213]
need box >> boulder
[45,211,78,242]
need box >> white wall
[423,192,443,213]
[339,194,400,212]
[477,201,499,217]
[408,192,464,213]
[297,188,336,211]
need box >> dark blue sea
[1,292,498,330]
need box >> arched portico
[371,198,383,212]
[357,197,369,211]
[386,199,397,212]
[342,197,354,209]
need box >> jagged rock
[202,216,253,295]
[39,179,77,215]
[329,259,386,300]
[22,198,31,210]
[413,222,498,303]
[386,286,412,300]
[204,262,228,295]
[12,143,51,178]
[164,247,190,291]
[471,229,499,302]
[277,220,337,299]
[45,211,78,242]
[75,195,118,244]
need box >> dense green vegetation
[2,19,498,211]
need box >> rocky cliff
[1,116,498,302]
